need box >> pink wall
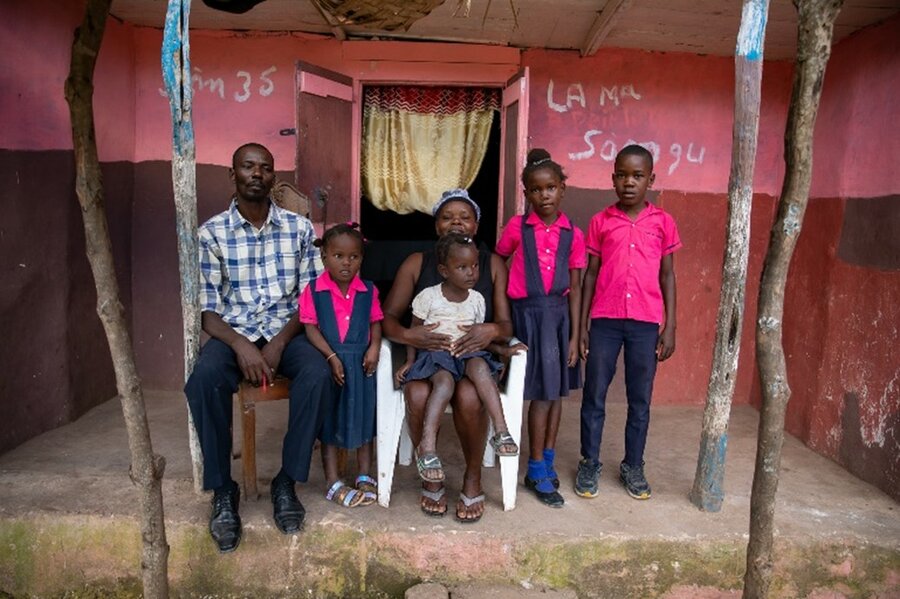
[0,0,135,160]
[0,0,135,454]
[523,48,793,196]
[812,16,900,198]
[132,31,521,169]
[0,0,84,151]
[778,16,900,499]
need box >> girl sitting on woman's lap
[396,233,519,486]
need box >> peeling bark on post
[690,0,769,513]
[743,1,842,596]
[162,0,203,493]
[65,0,170,596]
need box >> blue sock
[543,448,557,479]
[527,458,546,481]
[527,458,555,493]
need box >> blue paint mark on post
[162,0,194,153]
[694,431,729,512]
[736,0,768,62]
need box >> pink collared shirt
[298,272,384,342]
[496,211,587,300]
[586,202,682,324]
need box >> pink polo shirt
[496,212,587,300]
[298,272,383,342]
[586,202,682,324]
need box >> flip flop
[355,474,377,506]
[325,480,363,508]
[489,431,519,456]
[455,492,485,524]
[415,452,445,483]
[420,484,447,517]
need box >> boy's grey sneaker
[574,458,601,498]
[620,462,652,499]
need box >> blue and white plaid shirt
[199,199,323,342]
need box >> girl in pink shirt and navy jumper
[576,145,680,501]
[299,223,384,508]
[496,148,587,508]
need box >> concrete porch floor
[0,388,897,598]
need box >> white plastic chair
[376,338,526,511]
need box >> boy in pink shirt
[575,145,681,500]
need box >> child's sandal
[325,480,363,508]
[489,431,519,456]
[415,452,445,483]
[355,475,378,506]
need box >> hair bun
[527,148,552,165]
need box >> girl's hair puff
[435,232,476,266]
[313,222,365,251]
[521,148,567,188]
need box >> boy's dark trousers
[185,334,333,490]
[580,318,659,467]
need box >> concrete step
[1,512,897,598]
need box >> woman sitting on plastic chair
[381,189,516,523]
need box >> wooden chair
[236,376,292,500]
[376,338,527,511]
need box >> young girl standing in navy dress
[299,223,383,508]
[496,148,587,508]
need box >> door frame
[293,43,524,228]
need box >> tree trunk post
[162,0,204,493]
[65,0,170,596]
[743,0,842,596]
[690,0,770,513]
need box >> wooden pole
[743,0,842,596]
[690,0,770,513]
[65,0,170,596]
[162,0,204,493]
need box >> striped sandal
[355,475,378,506]
[325,480,363,508]
[420,484,447,517]
[455,492,485,524]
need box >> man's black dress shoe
[271,477,306,534]
[209,485,242,553]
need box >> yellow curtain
[362,87,499,215]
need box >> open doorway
[358,85,501,297]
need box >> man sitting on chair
[185,142,327,553]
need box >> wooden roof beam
[581,0,631,57]
[310,0,347,40]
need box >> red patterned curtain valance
[363,86,500,116]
